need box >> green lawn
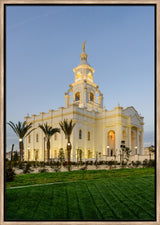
[6,168,155,221]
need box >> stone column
[128,126,131,154]
[115,126,122,156]
[137,128,139,154]
[141,130,144,155]
[97,94,103,108]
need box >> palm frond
[8,121,34,139]
[39,123,60,140]
[59,119,76,137]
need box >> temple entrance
[108,130,115,156]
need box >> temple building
[24,43,144,162]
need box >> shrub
[148,160,155,167]
[40,161,45,167]
[122,161,127,168]
[80,165,87,170]
[23,163,31,174]
[39,168,48,173]
[6,166,15,182]
[54,167,61,172]
[143,159,149,167]
[134,161,141,168]
[108,161,114,169]
[18,162,24,169]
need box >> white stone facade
[24,47,144,162]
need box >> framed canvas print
[0,0,159,225]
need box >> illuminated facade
[24,45,144,161]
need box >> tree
[39,123,60,162]
[12,151,20,162]
[58,148,65,166]
[148,145,155,161]
[11,144,14,161]
[123,147,131,162]
[77,148,82,165]
[59,119,76,169]
[8,121,35,162]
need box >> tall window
[79,129,82,139]
[54,150,57,158]
[88,131,90,141]
[35,150,39,161]
[90,92,94,101]
[75,92,80,101]
[54,133,57,140]
[88,150,92,158]
[36,134,39,142]
[28,135,31,143]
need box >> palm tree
[59,119,76,168]
[39,123,60,162]
[7,121,35,162]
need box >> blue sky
[6,5,155,152]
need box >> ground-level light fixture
[107,145,109,156]
[135,146,138,154]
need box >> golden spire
[83,40,87,52]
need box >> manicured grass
[6,167,154,188]
[5,168,155,221]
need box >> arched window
[88,72,92,80]
[90,92,94,101]
[75,92,80,101]
[108,130,115,155]
[76,72,81,80]
[79,129,82,139]
[28,135,31,143]
[36,134,39,142]
[88,131,90,141]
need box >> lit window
[79,130,82,139]
[76,72,81,80]
[90,92,94,101]
[88,131,90,141]
[75,92,80,101]
[88,72,92,80]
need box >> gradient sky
[6,5,155,152]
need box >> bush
[143,159,149,167]
[148,160,155,167]
[18,162,24,169]
[39,168,48,173]
[40,161,45,167]
[6,166,15,182]
[122,161,127,168]
[80,165,87,170]
[23,163,31,174]
[108,161,114,169]
[134,161,141,168]
[54,167,61,172]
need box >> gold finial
[83,40,87,52]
